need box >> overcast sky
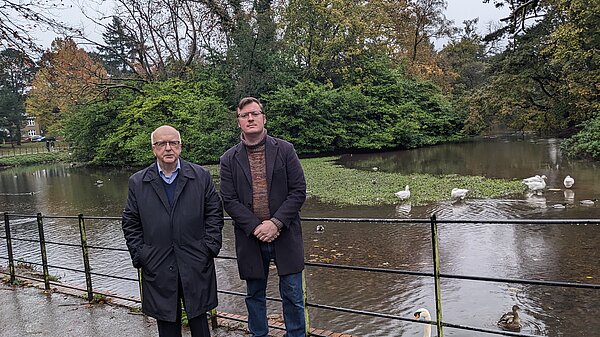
[33,0,510,50]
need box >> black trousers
[156,277,211,337]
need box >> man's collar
[157,159,181,176]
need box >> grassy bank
[302,157,526,206]
[0,151,70,168]
[208,156,526,206]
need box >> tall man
[220,97,308,337]
[122,125,223,337]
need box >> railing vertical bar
[3,212,16,284]
[303,269,310,336]
[78,214,94,301]
[36,212,50,290]
[209,308,218,329]
[430,214,443,337]
[138,268,143,301]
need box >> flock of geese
[522,174,597,206]
[393,174,597,206]
[394,185,470,201]
[413,305,522,336]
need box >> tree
[0,0,79,52]
[95,16,137,76]
[82,0,229,81]
[26,38,108,134]
[0,48,36,144]
[466,0,599,136]
[0,86,24,143]
[90,79,236,166]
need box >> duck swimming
[580,199,597,206]
[497,305,521,332]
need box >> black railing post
[430,214,443,337]
[78,214,94,301]
[138,268,143,302]
[302,270,310,336]
[3,212,15,284]
[209,309,218,329]
[37,212,50,290]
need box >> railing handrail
[2,212,599,337]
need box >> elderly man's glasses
[153,140,181,148]
[237,111,263,119]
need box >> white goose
[414,308,432,337]
[522,175,546,184]
[394,185,411,201]
[563,175,575,188]
[522,175,547,195]
[451,188,469,200]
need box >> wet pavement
[0,282,249,337]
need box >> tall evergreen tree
[0,48,36,144]
[96,16,137,76]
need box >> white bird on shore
[394,185,410,201]
[522,175,546,184]
[451,188,469,200]
[414,308,432,337]
[523,175,547,195]
[563,175,575,188]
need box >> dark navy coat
[122,160,223,322]
[219,135,306,279]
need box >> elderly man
[122,125,223,337]
[220,97,307,337]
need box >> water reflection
[1,137,600,335]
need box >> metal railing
[1,212,599,337]
[0,144,68,157]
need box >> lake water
[1,135,599,336]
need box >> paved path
[0,282,249,337]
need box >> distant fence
[0,144,69,157]
[1,212,599,337]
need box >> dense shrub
[263,75,463,154]
[561,116,600,160]
[66,79,236,166]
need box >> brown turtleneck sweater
[241,130,283,230]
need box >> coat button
[169,266,174,271]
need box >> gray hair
[150,125,182,144]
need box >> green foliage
[0,151,69,167]
[301,157,526,206]
[63,87,136,162]
[0,48,35,143]
[94,16,137,76]
[264,69,463,154]
[89,79,236,166]
[467,1,599,138]
[0,87,25,142]
[561,116,600,160]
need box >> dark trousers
[156,277,211,337]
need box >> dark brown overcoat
[219,135,306,279]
